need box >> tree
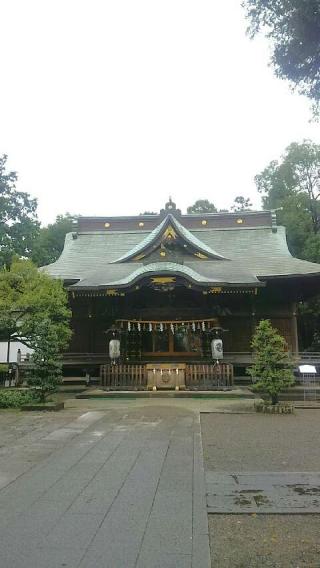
[0,258,71,363]
[32,213,75,267]
[26,320,64,402]
[0,154,39,268]
[187,199,217,214]
[247,319,295,405]
[255,140,320,259]
[243,0,320,114]
[231,196,253,212]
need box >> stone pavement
[0,405,210,568]
[206,471,320,513]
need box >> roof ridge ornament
[160,197,181,217]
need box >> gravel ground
[209,515,320,568]
[201,410,320,471]
[201,411,320,567]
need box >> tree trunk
[271,393,278,405]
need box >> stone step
[76,387,255,399]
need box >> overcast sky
[1,0,320,225]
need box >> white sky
[1,0,320,225]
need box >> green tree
[247,319,295,405]
[255,140,320,259]
[0,258,71,363]
[26,320,64,402]
[231,196,253,212]
[187,199,217,214]
[0,154,39,268]
[32,213,75,266]
[243,0,320,114]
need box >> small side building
[43,200,320,389]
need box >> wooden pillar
[291,302,299,354]
[88,297,94,352]
[251,294,257,345]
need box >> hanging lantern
[160,322,163,332]
[170,323,175,334]
[211,338,223,360]
[149,323,152,332]
[197,322,201,330]
[192,322,196,332]
[137,322,141,332]
[202,321,206,331]
[109,338,121,364]
[128,321,131,332]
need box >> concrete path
[0,405,210,568]
[206,471,320,513]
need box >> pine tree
[247,320,295,404]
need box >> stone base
[255,401,294,414]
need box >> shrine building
[43,199,320,390]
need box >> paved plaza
[2,398,320,567]
[0,401,212,568]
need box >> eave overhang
[67,262,264,292]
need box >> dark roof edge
[75,210,272,221]
[68,282,264,291]
[259,272,320,280]
[74,225,275,236]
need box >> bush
[26,320,64,403]
[247,319,295,405]
[0,389,39,408]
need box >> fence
[100,364,147,390]
[185,363,233,389]
[0,370,16,388]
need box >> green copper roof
[43,222,320,288]
[71,261,260,289]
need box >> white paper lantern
[211,338,223,360]
[109,339,120,362]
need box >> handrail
[19,351,320,364]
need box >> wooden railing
[185,363,233,389]
[18,351,320,366]
[100,364,147,390]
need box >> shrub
[247,319,295,405]
[26,321,63,402]
[0,389,39,408]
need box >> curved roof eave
[69,262,262,289]
[111,214,228,263]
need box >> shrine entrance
[117,318,220,361]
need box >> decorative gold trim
[104,222,111,228]
[209,287,222,294]
[138,222,144,227]
[151,277,176,284]
[133,253,145,261]
[201,220,207,225]
[106,289,119,296]
[194,252,208,259]
[163,226,177,240]
[236,218,243,224]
